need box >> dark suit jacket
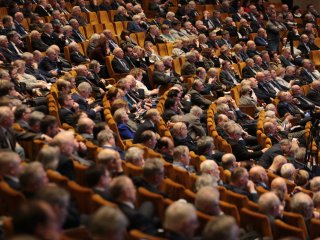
[111,57,131,73]
[57,153,75,180]
[35,5,51,16]
[8,42,24,56]
[71,29,86,43]
[258,143,283,169]
[31,39,49,52]
[306,89,320,106]
[127,21,145,33]
[133,178,168,198]
[133,120,157,144]
[114,13,131,22]
[225,184,259,202]
[39,57,60,78]
[162,109,177,123]
[292,94,315,110]
[227,138,263,162]
[70,51,88,65]
[300,68,317,84]
[14,22,28,37]
[189,89,211,109]
[279,55,294,67]
[0,127,16,151]
[41,32,65,49]
[277,101,304,118]
[246,49,261,58]
[144,33,165,45]
[298,42,311,58]
[3,176,20,191]
[59,107,77,127]
[71,93,97,120]
[173,135,198,152]
[0,47,20,62]
[219,70,239,88]
[115,201,157,234]
[254,36,269,46]
[152,70,171,86]
[242,66,257,78]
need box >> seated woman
[113,107,135,140]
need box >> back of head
[258,192,281,217]
[89,206,128,240]
[310,176,320,192]
[13,200,59,240]
[195,186,220,215]
[290,192,313,221]
[164,201,197,237]
[203,215,239,240]
[271,177,288,202]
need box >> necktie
[227,71,238,84]
[4,130,13,150]
[305,43,310,53]
[120,59,129,71]
[77,31,85,41]
[82,6,90,13]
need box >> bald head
[258,192,282,218]
[249,166,268,185]
[271,177,288,202]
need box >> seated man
[161,201,198,239]
[271,177,288,207]
[152,61,173,88]
[155,137,174,163]
[249,165,270,190]
[172,145,195,173]
[19,162,48,199]
[197,136,223,162]
[0,151,22,191]
[203,215,239,240]
[97,148,124,177]
[89,205,128,240]
[139,130,158,150]
[280,163,296,183]
[268,155,288,175]
[258,192,282,226]
[259,139,292,169]
[35,185,81,230]
[172,122,197,152]
[225,167,259,202]
[290,192,314,229]
[306,80,320,107]
[188,80,212,109]
[58,93,80,127]
[226,123,267,162]
[71,82,102,121]
[199,160,221,184]
[109,176,157,234]
[221,153,239,183]
[77,117,95,141]
[195,186,223,216]
[13,200,61,240]
[125,147,145,167]
[133,158,167,197]
[86,165,112,200]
